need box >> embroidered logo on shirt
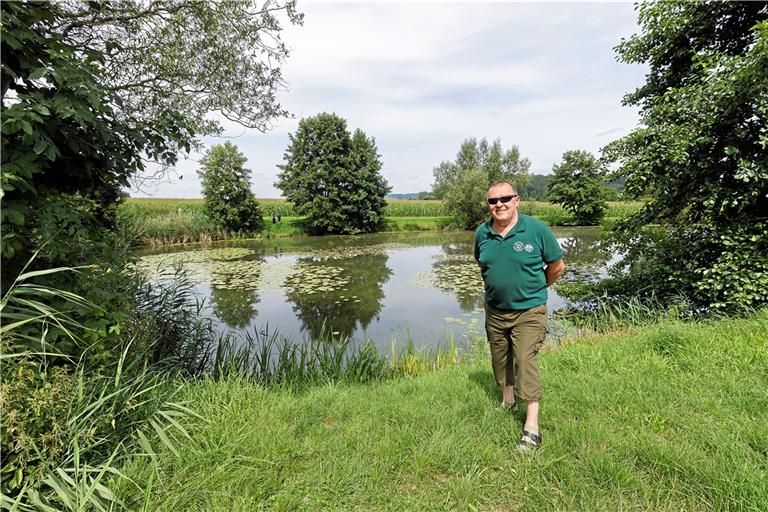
[513,241,536,253]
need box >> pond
[136,227,611,353]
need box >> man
[474,180,565,451]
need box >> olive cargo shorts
[484,303,548,402]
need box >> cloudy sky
[131,1,647,198]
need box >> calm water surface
[138,228,610,352]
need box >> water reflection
[285,252,392,339]
[136,228,614,349]
[432,242,485,313]
[210,287,259,329]
[555,229,610,283]
[208,252,264,328]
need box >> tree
[517,174,553,201]
[602,2,768,311]
[547,150,608,225]
[198,142,263,233]
[1,1,301,282]
[431,137,531,229]
[276,113,391,235]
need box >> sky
[130,1,647,199]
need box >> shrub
[547,150,608,225]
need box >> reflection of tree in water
[210,286,259,329]
[558,236,609,265]
[208,254,264,329]
[285,252,392,340]
[433,242,484,313]
[558,235,612,284]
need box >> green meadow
[117,198,643,245]
[112,311,768,511]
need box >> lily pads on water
[284,263,351,295]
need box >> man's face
[487,183,519,224]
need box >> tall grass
[0,261,205,510]
[383,200,448,217]
[553,294,702,339]
[210,325,464,389]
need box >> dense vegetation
[601,1,768,312]
[0,1,302,507]
[431,137,531,229]
[276,113,390,235]
[547,150,608,225]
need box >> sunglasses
[487,194,519,205]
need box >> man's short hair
[487,180,518,194]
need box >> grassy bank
[114,311,768,511]
[118,199,643,245]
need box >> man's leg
[502,385,515,407]
[524,401,539,434]
[511,304,547,439]
[485,304,515,406]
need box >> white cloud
[131,1,645,198]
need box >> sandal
[517,430,541,452]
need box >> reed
[0,260,208,510]
[209,324,468,389]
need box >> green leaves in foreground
[1,262,199,511]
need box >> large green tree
[198,142,264,233]
[276,113,391,235]
[547,150,608,225]
[1,0,301,282]
[431,137,530,229]
[603,1,768,311]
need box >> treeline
[411,174,624,202]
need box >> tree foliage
[547,150,608,225]
[431,137,531,229]
[517,174,553,201]
[198,142,264,233]
[276,113,390,235]
[1,0,300,282]
[603,1,768,311]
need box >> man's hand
[545,259,565,287]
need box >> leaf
[33,104,51,116]
[45,144,57,162]
[3,208,25,225]
[33,138,47,155]
[20,120,33,135]
[29,67,47,80]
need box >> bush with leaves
[431,137,531,229]
[0,260,214,508]
[602,3,768,312]
[198,142,264,233]
[547,150,608,225]
[276,113,390,235]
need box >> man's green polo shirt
[474,214,563,311]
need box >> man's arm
[544,259,565,287]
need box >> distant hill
[386,193,420,200]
